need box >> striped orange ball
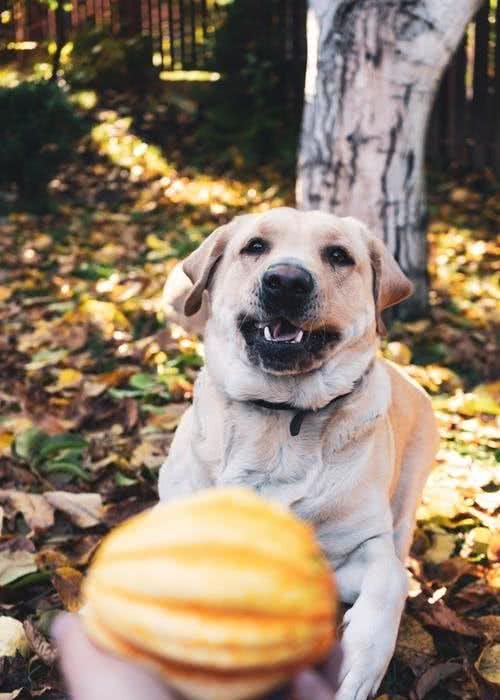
[82,488,336,700]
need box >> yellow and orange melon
[82,488,336,700]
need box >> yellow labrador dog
[159,208,438,700]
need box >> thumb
[52,613,176,700]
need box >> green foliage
[13,428,91,482]
[66,26,155,91]
[196,0,305,171]
[0,80,86,210]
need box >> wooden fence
[0,0,499,175]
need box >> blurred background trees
[0,0,498,314]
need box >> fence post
[471,2,490,170]
[118,0,142,35]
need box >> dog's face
[182,208,411,376]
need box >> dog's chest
[213,401,377,522]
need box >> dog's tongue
[272,319,300,341]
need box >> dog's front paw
[329,606,398,700]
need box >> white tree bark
[296,0,482,317]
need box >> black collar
[249,361,374,437]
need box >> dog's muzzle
[260,262,315,318]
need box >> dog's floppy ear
[182,224,230,316]
[369,237,413,335]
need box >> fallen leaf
[0,551,37,586]
[487,533,500,562]
[45,368,83,393]
[82,366,138,397]
[0,433,14,456]
[395,613,437,674]
[62,535,101,566]
[419,600,483,638]
[130,439,166,469]
[35,548,71,571]
[25,349,69,371]
[385,342,412,365]
[432,557,473,586]
[412,661,462,700]
[0,690,24,700]
[0,286,13,302]
[476,617,500,642]
[0,618,29,657]
[0,491,55,532]
[22,620,56,665]
[52,566,83,612]
[424,531,457,564]
[475,492,500,514]
[476,643,500,685]
[44,491,103,528]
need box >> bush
[0,80,86,210]
[196,0,305,171]
[66,27,155,92]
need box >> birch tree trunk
[296,0,482,317]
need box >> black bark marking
[403,82,414,107]
[405,149,415,184]
[380,111,403,242]
[347,126,373,187]
[396,2,437,39]
[329,158,344,211]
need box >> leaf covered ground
[0,84,498,700]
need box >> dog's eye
[241,238,269,256]
[325,246,354,267]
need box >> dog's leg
[329,534,408,700]
[158,406,213,501]
[391,406,439,561]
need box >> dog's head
[182,208,411,381]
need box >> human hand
[52,614,337,700]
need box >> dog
[158,207,439,700]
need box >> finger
[291,670,336,700]
[52,613,177,700]
[324,640,344,689]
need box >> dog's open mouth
[238,315,341,372]
[256,318,304,344]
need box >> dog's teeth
[293,330,304,343]
[264,326,272,341]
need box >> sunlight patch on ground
[91,111,173,182]
[159,70,221,82]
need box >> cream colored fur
[159,208,439,700]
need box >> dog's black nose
[262,264,314,299]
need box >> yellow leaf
[476,381,500,403]
[146,233,172,252]
[0,416,33,435]
[46,368,83,393]
[80,299,130,338]
[487,532,500,562]
[131,440,165,469]
[475,642,500,684]
[385,342,412,366]
[424,532,457,564]
[52,566,83,612]
[0,286,12,303]
[0,433,13,456]
[487,567,500,589]
[83,366,138,397]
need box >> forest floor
[0,84,498,700]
